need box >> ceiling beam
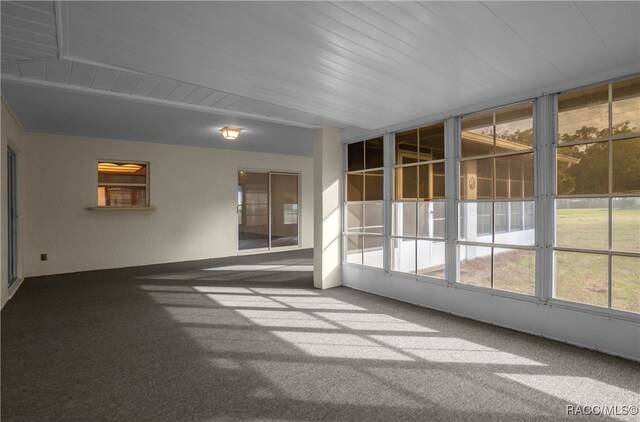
[54,0,69,59]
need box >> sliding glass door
[238,171,299,251]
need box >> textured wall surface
[22,132,313,277]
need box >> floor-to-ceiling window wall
[342,75,639,324]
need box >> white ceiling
[2,82,315,156]
[2,1,639,145]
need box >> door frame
[7,146,18,287]
[237,168,301,254]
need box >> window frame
[391,122,447,280]
[341,73,639,321]
[456,101,538,297]
[552,77,640,314]
[343,137,386,271]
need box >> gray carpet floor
[2,249,639,422]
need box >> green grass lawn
[556,207,639,313]
[460,207,639,313]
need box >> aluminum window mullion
[538,94,556,301]
[445,117,459,285]
[383,133,393,273]
[342,143,348,263]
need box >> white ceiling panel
[2,65,20,78]
[182,87,213,105]
[90,67,119,91]
[2,1,639,134]
[69,62,97,87]
[1,1,58,64]
[212,95,244,110]
[1,82,316,156]
[482,2,615,76]
[574,1,640,66]
[111,71,143,94]
[18,61,46,80]
[45,60,71,83]
[198,91,228,107]
[166,83,197,102]
[58,1,639,130]
[2,58,347,129]
[130,74,162,97]
[148,78,181,100]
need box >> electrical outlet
[40,253,47,261]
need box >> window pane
[496,158,509,199]
[418,201,445,239]
[612,255,640,313]
[493,248,535,296]
[346,203,363,233]
[555,198,608,250]
[494,202,508,234]
[417,240,445,279]
[557,143,608,195]
[462,110,494,158]
[460,158,493,200]
[392,238,415,274]
[99,186,146,207]
[238,172,269,250]
[395,129,418,165]
[418,164,431,199]
[348,142,364,171]
[510,201,523,231]
[612,197,640,253]
[495,102,534,152]
[392,202,416,237]
[555,251,608,308]
[432,162,445,199]
[363,236,384,268]
[612,77,640,134]
[347,173,364,202]
[364,170,383,201]
[365,137,384,169]
[345,235,362,265]
[558,84,609,143]
[495,153,534,199]
[459,245,492,288]
[459,202,492,241]
[271,173,299,248]
[363,202,383,234]
[418,122,445,161]
[612,137,640,193]
[395,166,417,200]
[495,201,535,246]
[524,201,535,230]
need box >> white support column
[313,128,343,289]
